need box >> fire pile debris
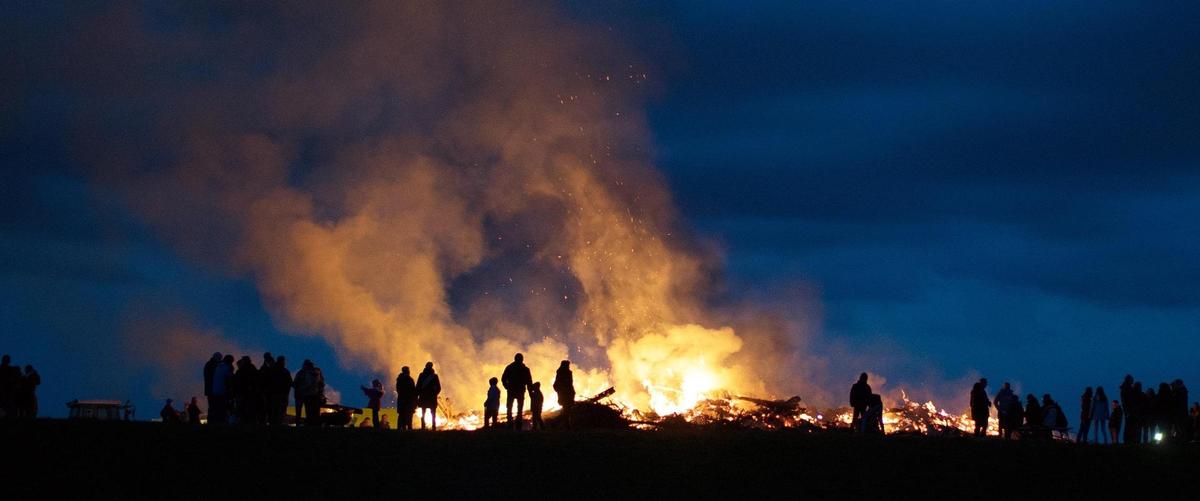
[445,388,1001,436]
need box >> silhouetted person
[863,394,884,435]
[849,373,872,433]
[553,360,575,428]
[1191,402,1200,441]
[187,397,201,425]
[502,353,532,429]
[1024,394,1042,432]
[160,399,182,424]
[1109,400,1123,444]
[380,414,391,429]
[395,367,416,430]
[1129,381,1146,443]
[1091,387,1109,444]
[17,365,39,418]
[1119,375,1136,444]
[361,379,384,428]
[970,378,990,437]
[294,359,325,426]
[1041,394,1065,440]
[1155,382,1174,442]
[258,353,275,425]
[203,352,221,422]
[1171,379,1189,442]
[0,354,21,419]
[994,382,1019,439]
[268,355,292,426]
[1077,387,1093,443]
[484,377,500,428]
[209,355,235,425]
[529,382,545,430]
[233,356,261,425]
[416,362,441,430]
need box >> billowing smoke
[68,0,825,414]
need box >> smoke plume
[70,0,823,413]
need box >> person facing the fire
[416,362,441,430]
[970,378,990,437]
[849,373,872,433]
[529,381,545,430]
[502,353,532,429]
[863,393,884,435]
[484,377,501,428]
[395,366,417,430]
[553,360,575,428]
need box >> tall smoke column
[74,0,787,413]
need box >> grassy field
[5,420,1198,498]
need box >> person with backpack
[416,362,441,430]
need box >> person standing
[1024,394,1042,431]
[1091,387,1110,444]
[269,356,292,426]
[484,377,501,428]
[849,373,872,433]
[416,362,441,430]
[203,353,221,423]
[1109,400,1123,444]
[17,365,40,418]
[970,378,991,437]
[1119,375,1137,444]
[1077,387,1093,443]
[552,360,575,428]
[501,353,532,429]
[209,355,235,425]
[529,382,545,430]
[361,379,384,428]
[187,397,202,425]
[1171,379,1189,442]
[293,359,325,426]
[395,367,417,430]
[993,382,1018,439]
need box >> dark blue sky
[3,1,1198,418]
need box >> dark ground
[5,420,1198,498]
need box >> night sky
[3,1,1198,419]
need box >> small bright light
[1154,432,1164,443]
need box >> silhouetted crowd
[0,354,39,420]
[849,374,1196,443]
[180,351,576,431]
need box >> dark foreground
[6,420,1199,498]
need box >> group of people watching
[480,354,575,430]
[190,352,317,426]
[970,376,1195,443]
[0,355,39,419]
[848,373,885,434]
[850,374,1198,444]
